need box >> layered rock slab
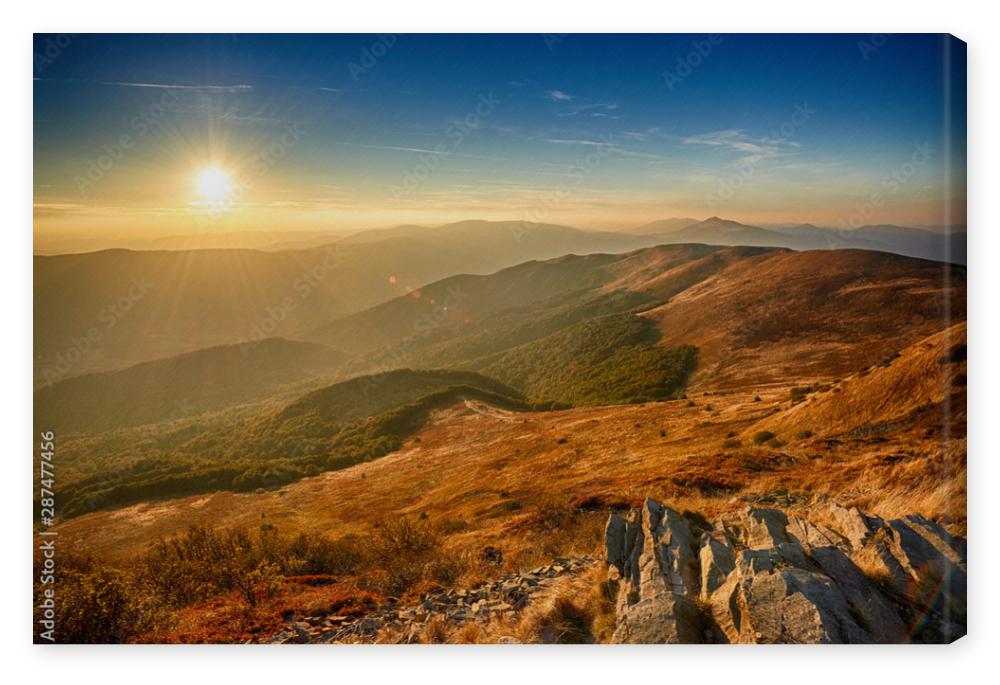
[604,499,967,644]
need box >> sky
[33,34,967,243]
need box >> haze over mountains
[35,216,966,386]
[37,241,964,443]
[633,216,966,263]
[33,221,657,383]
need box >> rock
[606,499,704,643]
[699,532,735,598]
[787,515,906,643]
[900,514,967,570]
[726,548,871,644]
[604,499,966,644]
[854,517,967,639]
[825,503,880,552]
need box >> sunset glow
[32,34,966,248]
[195,167,233,204]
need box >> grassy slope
[57,369,527,518]
[641,248,966,388]
[306,252,624,355]
[55,353,966,564]
[48,245,968,526]
[34,338,349,434]
[482,313,697,405]
[754,322,966,439]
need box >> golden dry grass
[55,402,965,570]
[47,317,967,644]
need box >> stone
[603,498,966,644]
[787,515,906,643]
[727,549,871,644]
[606,498,704,643]
[699,532,735,598]
[826,503,880,552]
[854,516,967,638]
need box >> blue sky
[33,34,966,236]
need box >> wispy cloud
[544,138,609,146]
[547,90,619,118]
[100,81,253,92]
[682,129,798,165]
[542,137,664,161]
[331,141,508,162]
[570,101,618,112]
[334,141,449,155]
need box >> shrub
[42,565,167,643]
[753,430,776,445]
[286,532,364,575]
[144,526,282,608]
[362,516,447,596]
[789,386,810,403]
[722,438,742,449]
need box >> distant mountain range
[633,216,966,263]
[34,217,966,385]
[34,221,657,383]
[41,240,966,436]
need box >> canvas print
[33,34,966,644]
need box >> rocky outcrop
[604,499,966,644]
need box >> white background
[3,1,995,682]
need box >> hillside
[47,298,966,643]
[305,251,631,355]
[638,248,965,387]
[41,242,967,644]
[273,368,521,428]
[753,322,966,439]
[34,221,659,384]
[34,338,349,435]
[55,369,528,518]
[482,313,697,405]
[642,216,803,247]
[36,219,966,386]
[308,244,964,392]
[54,348,966,566]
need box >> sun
[195,167,233,204]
